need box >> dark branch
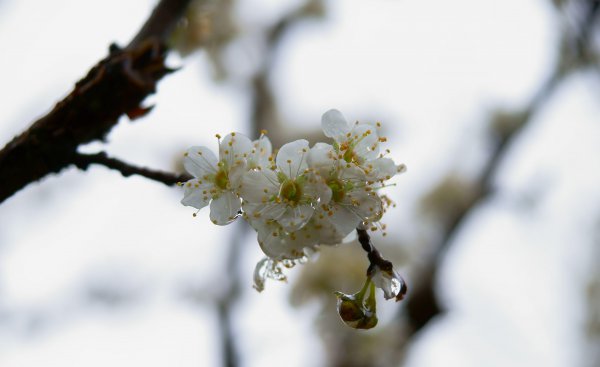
[73,152,190,186]
[0,0,193,204]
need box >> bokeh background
[0,0,599,366]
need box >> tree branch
[73,152,190,186]
[0,0,193,204]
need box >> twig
[73,152,190,186]
[356,227,408,301]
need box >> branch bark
[73,152,191,185]
[0,0,193,204]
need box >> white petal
[243,201,287,222]
[256,220,316,260]
[248,135,273,169]
[228,160,248,189]
[352,124,380,161]
[239,170,278,203]
[307,142,336,173]
[348,190,384,222]
[183,146,218,178]
[303,217,344,245]
[322,109,350,140]
[276,139,309,179]
[326,206,361,237]
[219,132,253,168]
[364,157,397,181]
[277,204,314,232]
[339,165,367,182]
[303,173,332,205]
[181,179,213,209]
[209,191,241,225]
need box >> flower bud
[334,278,378,329]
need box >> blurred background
[0,0,599,366]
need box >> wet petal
[322,109,350,140]
[364,157,397,181]
[219,132,253,168]
[348,190,384,222]
[181,179,213,209]
[209,191,241,225]
[239,170,278,203]
[228,160,248,189]
[243,201,287,222]
[276,139,309,179]
[277,204,314,232]
[248,135,273,169]
[256,220,315,260]
[183,146,218,178]
[307,142,337,177]
[352,124,380,161]
[303,173,332,205]
[326,205,361,237]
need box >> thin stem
[73,152,190,186]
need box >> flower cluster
[180,109,405,291]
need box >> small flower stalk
[180,110,407,328]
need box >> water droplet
[253,257,287,292]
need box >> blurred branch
[128,0,192,49]
[211,6,324,363]
[0,0,193,204]
[402,0,600,341]
[250,0,324,147]
[73,152,191,185]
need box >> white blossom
[181,132,252,225]
[239,139,330,232]
[308,142,384,236]
[321,109,381,165]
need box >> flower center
[343,148,356,163]
[279,179,302,204]
[215,169,229,190]
[328,179,346,202]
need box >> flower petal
[276,139,309,179]
[255,220,316,260]
[183,146,218,178]
[219,132,253,168]
[209,191,241,225]
[243,201,287,222]
[248,135,273,169]
[181,179,213,209]
[322,109,350,140]
[364,157,397,181]
[308,218,346,245]
[348,190,384,222]
[351,124,380,161]
[239,170,279,203]
[277,204,314,232]
[303,173,332,205]
[228,161,248,189]
[307,142,336,175]
[325,205,361,237]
